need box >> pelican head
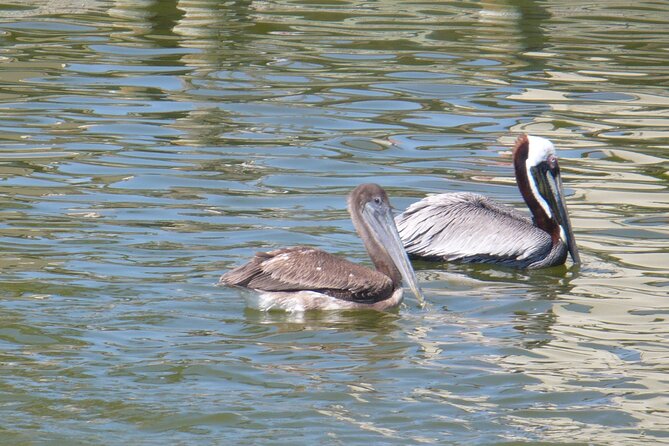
[349,184,425,306]
[514,135,580,265]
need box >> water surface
[0,1,668,444]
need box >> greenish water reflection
[0,0,668,444]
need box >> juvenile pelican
[219,183,425,311]
[396,134,580,269]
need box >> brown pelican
[396,134,580,269]
[219,183,425,311]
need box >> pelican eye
[373,196,382,205]
[547,155,558,170]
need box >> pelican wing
[219,246,394,302]
[396,192,553,266]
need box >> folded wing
[219,246,394,303]
[396,193,553,267]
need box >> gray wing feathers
[396,193,552,264]
[220,246,393,299]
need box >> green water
[0,1,668,444]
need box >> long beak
[363,203,426,307]
[537,168,581,264]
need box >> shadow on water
[411,259,582,349]
[243,305,402,334]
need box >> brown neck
[350,206,402,286]
[513,135,561,244]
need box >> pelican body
[219,183,424,311]
[396,135,580,269]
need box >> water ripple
[0,1,668,444]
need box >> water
[0,0,668,444]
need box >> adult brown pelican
[396,134,580,269]
[219,183,425,311]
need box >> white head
[525,135,556,167]
[512,134,580,265]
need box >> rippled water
[1,0,668,444]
